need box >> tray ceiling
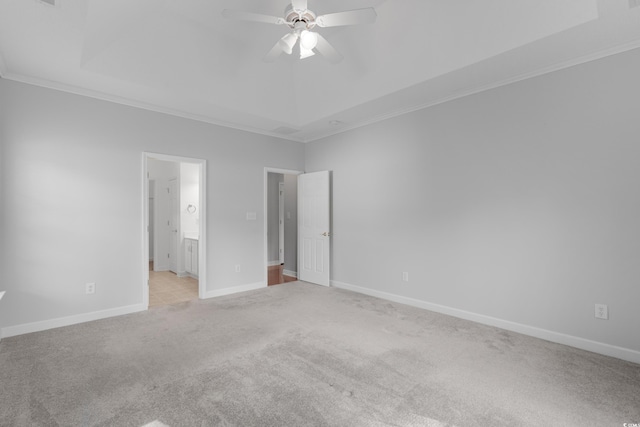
[1,0,639,142]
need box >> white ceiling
[1,0,639,142]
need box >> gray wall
[305,48,640,353]
[0,78,304,329]
[2,48,639,359]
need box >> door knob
[322,232,331,237]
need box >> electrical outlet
[402,272,409,282]
[86,283,96,295]
[595,304,608,320]
[235,265,241,273]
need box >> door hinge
[167,253,170,258]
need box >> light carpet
[1,282,639,426]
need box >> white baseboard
[268,261,281,267]
[331,280,640,365]
[203,282,266,299]
[176,270,198,279]
[283,270,297,278]
[0,304,147,339]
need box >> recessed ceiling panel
[1,0,638,142]
[293,0,600,125]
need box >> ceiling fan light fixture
[300,46,315,59]
[300,30,318,50]
[222,1,377,64]
[278,33,298,55]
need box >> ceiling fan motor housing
[284,4,316,29]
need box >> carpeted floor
[1,281,639,426]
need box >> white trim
[0,304,146,339]
[0,51,7,77]
[278,181,285,264]
[0,71,302,143]
[197,161,207,300]
[203,282,266,299]
[143,152,207,305]
[283,270,297,278]
[268,261,281,266]
[264,168,304,288]
[142,156,150,308]
[331,280,640,365]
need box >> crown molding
[2,41,639,144]
[0,70,305,143]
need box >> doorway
[143,153,207,308]
[264,168,302,286]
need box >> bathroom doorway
[143,153,207,308]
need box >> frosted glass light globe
[300,30,318,50]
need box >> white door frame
[143,152,207,307]
[168,177,179,273]
[264,167,303,286]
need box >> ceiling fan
[222,0,377,63]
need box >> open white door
[168,178,178,273]
[298,171,331,286]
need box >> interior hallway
[268,264,297,286]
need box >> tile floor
[149,263,198,308]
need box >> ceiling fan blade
[222,9,285,25]
[315,8,377,27]
[263,41,285,63]
[314,33,343,64]
[291,0,308,12]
